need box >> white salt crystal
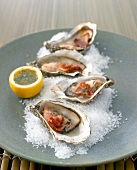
[50,32,67,42]
[37,46,50,58]
[22,32,122,159]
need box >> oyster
[44,22,97,53]
[51,75,114,104]
[27,49,92,77]
[30,100,90,144]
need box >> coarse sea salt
[22,32,122,159]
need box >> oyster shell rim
[51,75,115,104]
[27,49,92,77]
[44,22,97,53]
[30,100,91,144]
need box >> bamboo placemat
[0,147,136,170]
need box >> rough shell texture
[27,49,92,77]
[44,22,97,54]
[30,100,91,144]
[51,75,114,104]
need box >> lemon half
[9,66,43,98]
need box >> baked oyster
[51,75,114,104]
[30,100,90,144]
[44,22,97,54]
[27,49,92,77]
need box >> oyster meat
[44,22,97,53]
[27,49,92,77]
[51,75,114,104]
[30,100,90,144]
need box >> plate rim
[0,28,137,167]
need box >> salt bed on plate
[22,32,122,159]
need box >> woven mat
[0,147,137,170]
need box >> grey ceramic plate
[0,29,137,167]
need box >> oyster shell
[51,75,114,104]
[30,100,90,144]
[27,49,92,77]
[44,22,97,53]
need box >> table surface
[1,0,137,46]
[1,0,137,169]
